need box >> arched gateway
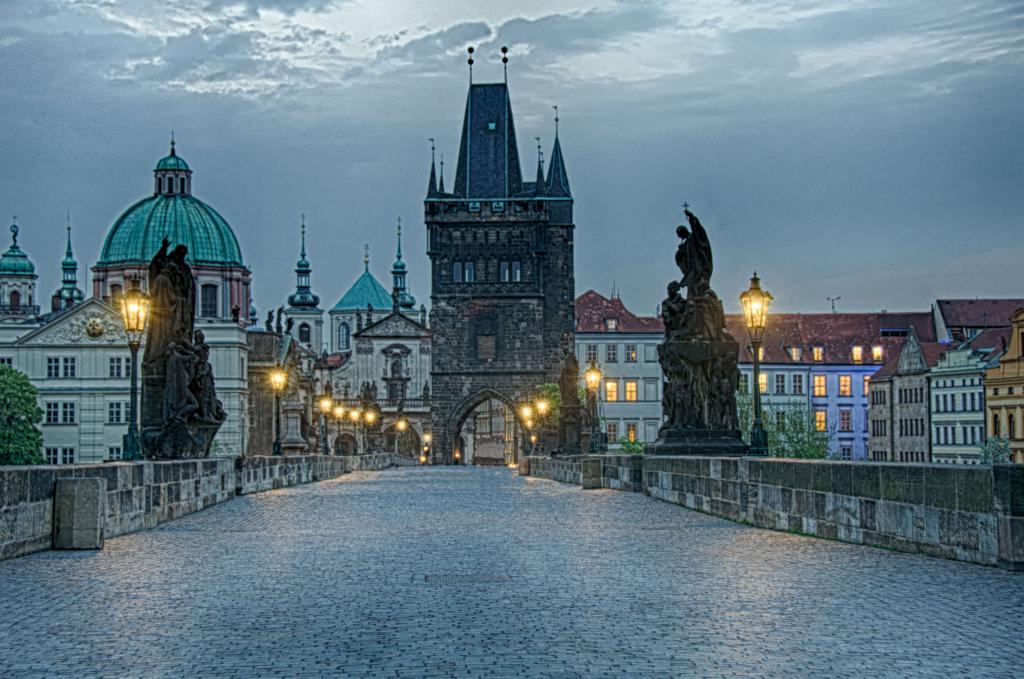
[425,71,575,464]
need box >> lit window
[625,344,638,362]
[626,422,637,443]
[789,347,802,361]
[815,410,827,432]
[851,346,863,364]
[813,374,827,397]
[605,380,619,402]
[758,372,768,394]
[607,422,618,441]
[605,318,618,331]
[812,346,824,362]
[839,375,852,397]
[625,381,638,402]
[863,375,870,396]
[872,345,884,362]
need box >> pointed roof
[438,155,446,193]
[546,135,571,198]
[427,158,439,198]
[331,248,391,312]
[288,217,320,309]
[452,83,523,198]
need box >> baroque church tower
[425,54,576,462]
[284,215,324,352]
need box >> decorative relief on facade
[33,310,123,345]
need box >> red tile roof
[575,290,662,333]
[967,327,1011,353]
[937,299,1024,329]
[868,339,947,381]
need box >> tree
[980,437,1011,464]
[0,366,44,465]
[616,437,646,454]
[737,392,833,459]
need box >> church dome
[332,269,392,312]
[96,143,243,268]
[0,223,35,276]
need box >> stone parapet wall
[527,456,583,485]
[524,454,1024,570]
[0,454,366,562]
[343,452,419,472]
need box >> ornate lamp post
[269,367,288,455]
[318,395,333,453]
[740,272,773,455]
[421,432,432,464]
[584,359,603,453]
[395,417,408,456]
[119,288,150,461]
[332,404,346,453]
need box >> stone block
[923,466,957,510]
[955,468,993,513]
[581,458,602,489]
[993,465,1024,517]
[997,516,1024,570]
[53,478,106,550]
[831,464,852,496]
[851,465,880,499]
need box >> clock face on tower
[85,317,105,339]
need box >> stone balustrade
[524,454,1024,571]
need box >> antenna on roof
[467,46,474,85]
[501,46,508,84]
[828,296,842,314]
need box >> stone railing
[0,452,414,562]
[524,454,1024,571]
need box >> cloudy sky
[1,0,1021,318]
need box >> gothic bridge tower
[426,65,575,463]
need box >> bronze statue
[649,208,747,456]
[141,241,226,459]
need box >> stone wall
[0,453,408,562]
[528,455,583,485]
[524,455,1024,571]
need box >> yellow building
[985,309,1024,463]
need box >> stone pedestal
[282,404,308,454]
[53,478,106,550]
[518,458,531,476]
[582,457,602,489]
[558,404,581,455]
[647,428,749,456]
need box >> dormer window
[605,318,618,331]
[789,347,802,361]
[851,345,863,364]
[872,345,883,362]
[812,346,824,362]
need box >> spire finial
[170,131,176,156]
[396,216,403,261]
[683,201,690,214]
[467,46,475,85]
[438,153,445,193]
[65,210,73,257]
[10,215,18,246]
[429,137,435,164]
[299,213,307,258]
[363,243,370,272]
[552,105,559,137]
[501,45,508,84]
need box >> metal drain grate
[424,574,513,585]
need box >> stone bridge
[0,460,1022,677]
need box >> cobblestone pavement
[1,467,1023,678]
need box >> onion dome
[96,140,243,267]
[0,221,36,276]
[287,216,320,309]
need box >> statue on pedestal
[557,335,582,455]
[141,239,226,459]
[648,209,748,456]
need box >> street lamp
[740,271,773,455]
[421,432,432,464]
[269,367,288,455]
[332,404,346,453]
[119,288,150,461]
[318,395,333,453]
[584,359,603,453]
[395,418,408,456]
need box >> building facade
[425,76,575,463]
[985,309,1024,463]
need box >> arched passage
[445,389,526,466]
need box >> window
[62,402,76,424]
[739,373,749,393]
[109,356,125,378]
[452,261,462,283]
[625,344,638,362]
[62,357,76,378]
[839,375,852,397]
[813,374,827,397]
[60,447,75,465]
[851,346,863,364]
[586,344,598,363]
[815,410,827,432]
[863,375,870,396]
[0,357,11,367]
[464,261,475,282]
[476,334,496,360]
[872,345,884,362]
[107,447,122,461]
[9,290,20,310]
[109,283,123,304]
[789,347,802,361]
[643,379,658,402]
[839,409,853,432]
[605,318,618,331]
[626,422,638,443]
[607,422,618,441]
[840,445,853,461]
[792,374,804,395]
[45,447,58,465]
[201,284,218,318]
[644,344,658,362]
[47,357,60,378]
[606,344,618,363]
[46,402,59,424]
[758,372,767,394]
[774,374,786,395]
[511,260,521,282]
[812,346,824,362]
[625,380,638,402]
[993,414,1001,437]
[107,402,124,424]
[605,380,619,402]
[775,410,786,431]
[1011,414,1017,440]
[298,323,311,344]
[339,322,351,351]
[500,261,509,282]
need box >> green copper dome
[98,194,243,267]
[0,223,35,276]
[332,269,392,311]
[155,141,190,172]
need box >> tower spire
[287,213,319,311]
[391,216,415,312]
[534,136,544,194]
[427,138,438,197]
[467,46,474,85]
[364,244,370,272]
[501,45,508,84]
[438,154,446,193]
[300,213,307,259]
[170,131,176,156]
[54,210,83,311]
[546,107,571,198]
